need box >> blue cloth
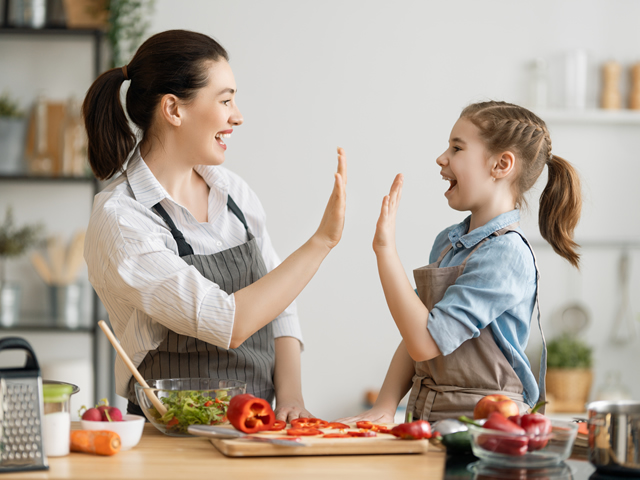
[426,210,539,406]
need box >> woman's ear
[492,151,516,180]
[159,94,182,127]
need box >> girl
[82,30,347,421]
[344,100,581,422]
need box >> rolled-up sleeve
[427,235,535,356]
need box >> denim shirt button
[456,242,462,248]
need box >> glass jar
[42,382,77,457]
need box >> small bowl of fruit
[79,400,145,450]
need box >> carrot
[70,430,121,456]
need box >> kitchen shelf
[535,109,640,125]
[0,173,95,183]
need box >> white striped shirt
[84,148,303,397]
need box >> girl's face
[179,59,243,165]
[436,118,495,214]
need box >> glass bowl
[134,378,246,437]
[468,420,578,468]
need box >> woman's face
[436,118,495,214]
[179,59,243,165]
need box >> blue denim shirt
[426,209,539,406]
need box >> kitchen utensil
[30,252,52,285]
[97,320,168,416]
[586,400,640,475]
[62,230,85,285]
[188,425,306,447]
[0,337,47,473]
[80,414,145,450]
[467,420,578,468]
[559,302,590,336]
[134,378,245,437]
[46,236,65,285]
[610,250,636,345]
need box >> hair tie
[122,65,129,81]
[548,153,553,163]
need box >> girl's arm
[273,336,313,422]
[373,174,441,362]
[337,341,415,423]
[231,148,347,348]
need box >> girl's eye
[452,146,461,152]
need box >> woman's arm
[373,174,441,362]
[337,341,415,423]
[273,336,313,422]
[231,147,347,347]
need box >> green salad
[149,390,230,434]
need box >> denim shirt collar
[448,210,521,250]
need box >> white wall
[2,0,640,420]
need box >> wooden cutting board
[208,425,430,457]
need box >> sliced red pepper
[356,421,374,429]
[347,430,377,437]
[227,394,275,434]
[323,433,351,438]
[287,428,323,436]
[269,420,287,431]
[167,417,179,426]
[203,400,214,407]
[371,425,391,434]
[390,420,432,440]
[290,417,329,429]
[326,422,350,429]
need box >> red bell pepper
[509,401,551,451]
[478,412,528,456]
[390,420,432,440]
[226,394,275,433]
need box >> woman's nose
[231,105,244,126]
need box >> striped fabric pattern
[84,147,302,398]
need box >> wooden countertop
[15,424,447,480]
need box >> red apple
[473,394,520,420]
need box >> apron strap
[153,203,195,256]
[226,195,249,231]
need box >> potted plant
[545,334,593,413]
[0,207,43,327]
[0,91,28,174]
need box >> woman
[82,30,346,421]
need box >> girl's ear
[492,151,516,180]
[159,94,182,127]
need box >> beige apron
[406,224,546,422]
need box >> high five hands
[373,173,404,254]
[314,147,347,250]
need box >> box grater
[0,337,48,473]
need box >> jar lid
[43,383,74,403]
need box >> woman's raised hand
[313,147,347,250]
[373,173,403,254]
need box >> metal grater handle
[0,338,40,372]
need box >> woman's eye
[222,100,231,106]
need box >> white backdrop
[2,0,639,420]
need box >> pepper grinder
[601,61,622,109]
[630,63,640,110]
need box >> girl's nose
[436,152,447,166]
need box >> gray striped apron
[127,195,275,407]
[407,224,547,422]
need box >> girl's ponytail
[538,154,582,268]
[82,68,136,180]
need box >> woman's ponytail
[82,67,136,180]
[538,154,582,268]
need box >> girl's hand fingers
[337,147,347,186]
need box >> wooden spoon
[98,320,167,416]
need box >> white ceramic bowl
[79,414,145,450]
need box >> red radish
[106,406,122,422]
[81,407,102,421]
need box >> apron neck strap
[153,203,195,256]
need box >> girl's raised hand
[313,147,347,250]
[373,173,403,254]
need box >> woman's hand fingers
[313,148,347,250]
[337,147,347,186]
[275,404,314,423]
[335,409,394,425]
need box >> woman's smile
[215,129,233,150]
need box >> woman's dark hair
[82,30,228,180]
[461,101,582,268]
